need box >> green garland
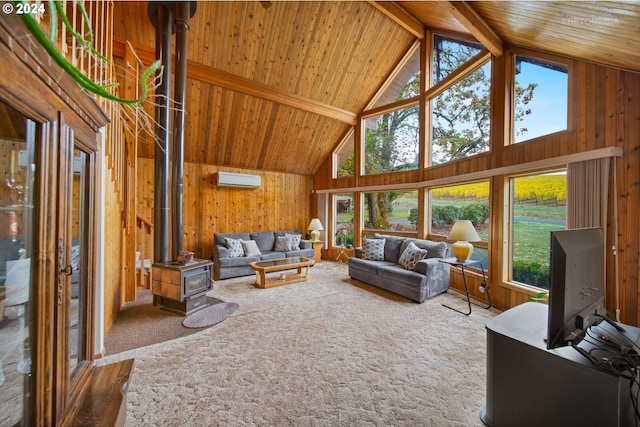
[17,0,160,106]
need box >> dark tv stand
[481,302,638,427]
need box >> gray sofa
[348,233,450,303]
[212,230,315,280]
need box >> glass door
[0,102,97,425]
[69,146,90,375]
[53,124,95,421]
[0,99,36,426]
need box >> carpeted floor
[98,261,498,426]
[104,290,227,355]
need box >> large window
[363,190,418,232]
[432,35,483,84]
[363,105,420,175]
[510,172,567,289]
[430,181,490,268]
[371,43,420,109]
[334,193,354,247]
[431,61,491,165]
[335,129,355,178]
[513,55,569,143]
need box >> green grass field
[512,221,563,265]
[338,192,565,266]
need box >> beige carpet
[103,291,226,355]
[98,261,498,426]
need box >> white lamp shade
[447,220,480,262]
[447,220,480,242]
[308,218,324,241]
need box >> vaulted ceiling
[112,1,640,176]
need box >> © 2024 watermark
[3,2,46,15]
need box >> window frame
[507,48,573,146]
[425,31,492,168]
[360,99,421,177]
[504,169,567,291]
[333,128,355,179]
[428,180,491,271]
[361,188,420,234]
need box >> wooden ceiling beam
[368,1,424,39]
[113,38,357,126]
[446,1,503,57]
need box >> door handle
[60,265,73,276]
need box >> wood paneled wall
[612,69,640,325]
[103,166,124,332]
[137,158,314,262]
[313,52,640,324]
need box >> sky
[514,61,569,143]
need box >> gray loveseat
[212,230,315,280]
[348,233,450,303]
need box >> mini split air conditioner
[217,172,261,188]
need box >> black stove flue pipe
[151,2,172,264]
[148,2,196,263]
[172,1,191,260]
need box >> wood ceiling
[114,2,640,176]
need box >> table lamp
[307,218,324,241]
[447,219,480,262]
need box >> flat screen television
[546,227,606,349]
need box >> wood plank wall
[313,52,640,324]
[103,170,124,332]
[93,1,125,335]
[137,158,314,262]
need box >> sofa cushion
[285,248,316,258]
[225,238,244,257]
[241,240,261,257]
[400,238,448,259]
[274,235,294,252]
[377,264,426,287]
[374,233,406,263]
[362,238,385,261]
[348,256,396,272]
[250,231,276,252]
[398,241,429,270]
[219,255,260,267]
[215,232,251,247]
[259,251,282,261]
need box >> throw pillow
[362,238,385,261]
[241,240,261,257]
[274,235,293,252]
[374,233,405,264]
[398,241,429,270]
[225,238,244,258]
[286,233,302,250]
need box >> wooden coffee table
[249,256,314,288]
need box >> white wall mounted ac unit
[217,172,261,188]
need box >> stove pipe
[172,1,190,259]
[171,1,191,259]
[150,2,195,263]
[152,3,172,264]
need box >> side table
[439,257,492,315]
[310,240,323,263]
